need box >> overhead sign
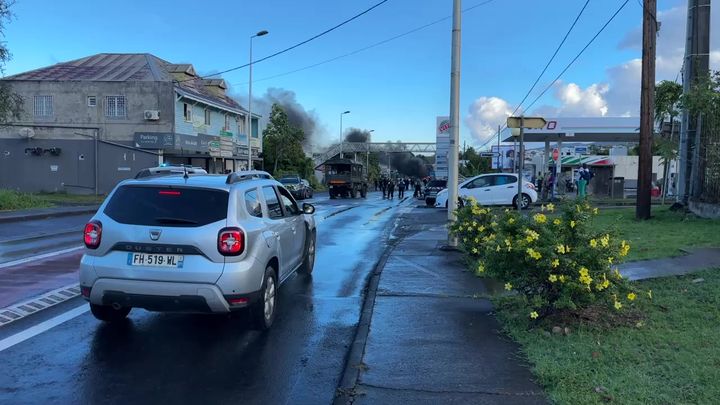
[134,133,175,149]
[435,116,450,179]
[506,116,547,129]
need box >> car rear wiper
[154,217,199,225]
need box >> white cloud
[537,82,609,117]
[465,96,514,144]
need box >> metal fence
[697,112,720,203]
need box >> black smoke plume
[344,128,371,143]
[391,151,428,178]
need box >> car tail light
[83,220,102,249]
[218,227,244,256]
[81,286,91,298]
[227,297,248,306]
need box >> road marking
[0,246,83,269]
[0,283,81,327]
[0,304,88,352]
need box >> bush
[450,198,647,320]
[0,189,52,210]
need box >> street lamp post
[247,29,268,171]
[339,110,350,159]
[367,130,374,176]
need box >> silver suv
[79,169,316,330]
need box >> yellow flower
[556,244,566,254]
[496,245,501,252]
[524,229,540,243]
[576,204,581,213]
[548,274,558,283]
[620,240,630,257]
[508,217,515,224]
[570,220,576,229]
[607,257,614,264]
[589,239,598,248]
[471,247,478,254]
[472,207,481,215]
[463,238,467,243]
[627,292,636,301]
[613,268,623,280]
[553,218,562,226]
[533,213,547,224]
[614,301,623,310]
[504,208,510,213]
[602,278,610,289]
[551,259,560,268]
[474,238,480,244]
[526,248,542,260]
[600,234,610,247]
[478,225,486,232]
[647,290,653,299]
[546,203,555,212]
[530,311,539,319]
[504,282,512,291]
[477,263,485,273]
[593,207,599,215]
[558,275,566,283]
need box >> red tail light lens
[84,220,102,249]
[218,227,244,256]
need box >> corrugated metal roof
[3,53,173,82]
[175,78,247,114]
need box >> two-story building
[0,53,261,194]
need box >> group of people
[374,177,426,200]
[536,163,594,200]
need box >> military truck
[323,158,368,199]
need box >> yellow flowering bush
[451,201,647,319]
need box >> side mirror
[302,203,315,215]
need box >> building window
[105,96,127,118]
[252,119,259,138]
[238,118,246,135]
[87,96,97,107]
[33,95,53,117]
[204,109,211,126]
[183,103,193,122]
[224,114,230,131]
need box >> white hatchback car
[434,173,538,209]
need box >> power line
[507,0,591,119]
[236,0,498,86]
[182,0,391,82]
[478,0,631,151]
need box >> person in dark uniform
[398,178,406,199]
[387,180,395,200]
[381,178,387,199]
[374,179,379,191]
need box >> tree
[262,104,307,176]
[460,146,491,177]
[0,1,23,124]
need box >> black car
[424,179,448,207]
[279,177,314,200]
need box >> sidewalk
[338,208,547,404]
[619,247,720,280]
[0,205,99,223]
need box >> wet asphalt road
[0,192,416,404]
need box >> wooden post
[636,0,657,220]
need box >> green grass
[0,189,52,210]
[593,206,720,261]
[496,268,720,405]
[0,189,105,211]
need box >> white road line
[0,304,89,352]
[0,246,83,269]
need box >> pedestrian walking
[381,178,387,199]
[374,179,379,191]
[577,164,593,199]
[414,179,422,198]
[546,169,556,200]
[398,178,406,199]
[387,180,395,200]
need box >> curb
[0,207,99,224]
[333,241,396,405]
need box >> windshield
[327,164,351,175]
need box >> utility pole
[678,0,711,205]
[446,0,462,248]
[497,125,501,173]
[636,0,657,220]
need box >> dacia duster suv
[80,170,316,330]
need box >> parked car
[424,179,448,206]
[80,169,317,330]
[434,173,537,209]
[279,176,314,200]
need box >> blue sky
[4,0,711,148]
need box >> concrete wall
[0,137,156,194]
[612,156,668,181]
[0,80,175,142]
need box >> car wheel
[444,198,463,208]
[513,193,531,210]
[329,191,336,199]
[90,303,131,322]
[298,230,316,276]
[252,266,277,331]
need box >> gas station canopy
[502,117,640,143]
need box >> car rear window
[427,180,447,187]
[104,185,228,227]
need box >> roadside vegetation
[450,200,720,404]
[0,189,105,210]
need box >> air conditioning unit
[144,110,160,120]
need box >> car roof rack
[225,170,275,184]
[134,165,208,179]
